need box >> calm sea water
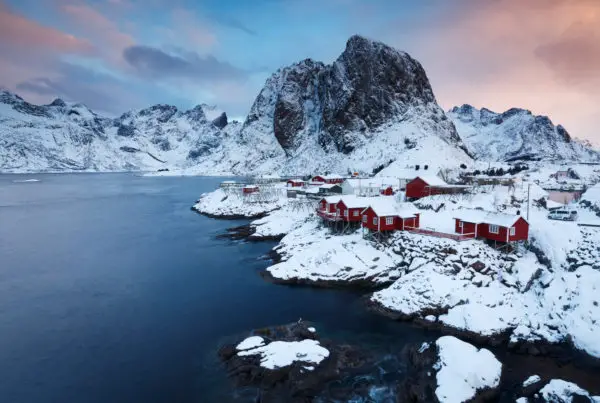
[1,173,598,403]
[0,174,435,403]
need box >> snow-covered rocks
[538,379,600,403]
[236,338,330,370]
[192,187,287,218]
[218,321,375,401]
[517,378,600,402]
[434,336,502,403]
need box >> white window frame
[353,210,359,217]
[362,215,367,223]
[458,221,463,229]
[373,217,378,226]
[344,210,348,217]
[510,226,516,236]
[386,217,394,226]
[489,224,499,234]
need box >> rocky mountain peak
[48,98,67,108]
[242,35,461,156]
[211,112,228,129]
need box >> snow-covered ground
[192,186,288,218]
[235,336,330,370]
[521,379,600,402]
[433,336,502,403]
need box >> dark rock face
[218,321,374,403]
[117,124,136,137]
[211,112,228,129]
[243,35,462,155]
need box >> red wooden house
[361,200,420,232]
[317,196,343,221]
[311,174,344,185]
[453,209,529,243]
[287,179,305,187]
[242,185,259,195]
[405,175,470,200]
[335,196,373,222]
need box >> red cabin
[316,196,343,221]
[311,174,344,184]
[287,179,305,188]
[242,185,259,195]
[361,200,420,232]
[453,209,529,242]
[336,196,372,222]
[405,175,469,200]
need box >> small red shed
[242,185,259,195]
[405,175,469,200]
[453,209,529,242]
[380,186,395,196]
[361,200,420,232]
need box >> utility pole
[527,182,531,221]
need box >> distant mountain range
[1,35,598,174]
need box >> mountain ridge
[1,35,598,174]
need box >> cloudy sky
[1,0,599,142]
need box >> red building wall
[361,207,396,231]
[318,199,327,211]
[405,177,428,199]
[454,219,478,238]
[509,217,529,241]
[380,186,394,196]
[336,201,366,222]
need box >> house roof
[313,174,343,180]
[319,183,341,189]
[364,199,419,218]
[243,185,258,189]
[414,175,448,187]
[343,177,399,189]
[323,195,343,204]
[288,179,305,182]
[453,208,526,227]
[338,195,375,209]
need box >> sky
[1,0,599,142]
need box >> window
[362,215,367,223]
[344,210,348,217]
[353,210,359,217]
[458,221,463,229]
[373,217,378,226]
[386,217,394,225]
[489,224,499,234]
[336,209,340,216]
[510,227,516,236]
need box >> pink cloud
[383,0,600,143]
[171,8,217,50]
[0,4,92,53]
[60,2,135,53]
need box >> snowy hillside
[0,90,232,173]
[448,104,600,162]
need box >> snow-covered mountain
[448,104,600,162]
[0,89,233,172]
[4,35,598,174]
[216,35,473,175]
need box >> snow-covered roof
[222,180,236,184]
[453,208,526,227]
[243,185,259,189]
[287,179,305,182]
[343,177,399,188]
[323,195,342,204]
[313,174,343,180]
[415,175,448,187]
[338,195,375,209]
[365,199,419,218]
[319,183,341,189]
